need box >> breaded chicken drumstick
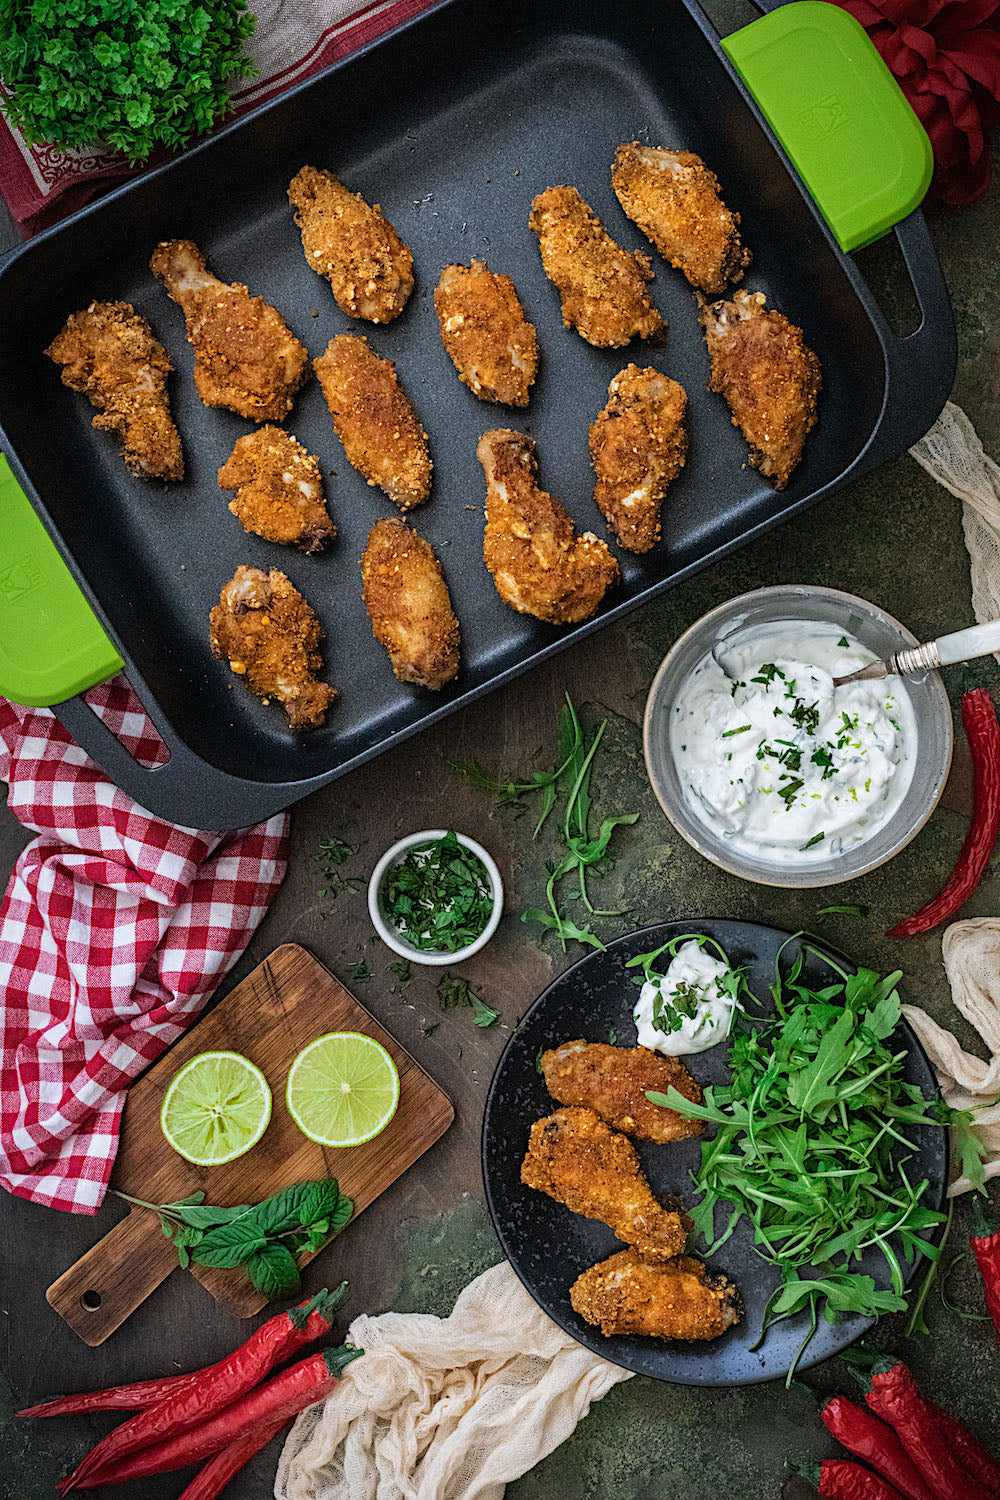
[46,301,183,481]
[540,1041,704,1144]
[288,167,413,323]
[589,365,687,552]
[361,518,460,690]
[210,565,336,730]
[700,289,820,490]
[529,186,663,348]
[571,1249,742,1341]
[434,260,539,406]
[151,240,308,423]
[521,1107,689,1261]
[219,427,334,553]
[478,428,618,625]
[314,334,431,509]
[612,144,750,295]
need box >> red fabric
[828,0,1000,205]
[0,676,289,1214]
[0,0,438,237]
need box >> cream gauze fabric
[275,1261,633,1500]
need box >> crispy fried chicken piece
[540,1041,704,1144]
[45,301,183,481]
[478,429,618,625]
[612,144,750,296]
[528,186,663,348]
[589,365,687,553]
[361,518,460,690]
[700,289,820,490]
[209,565,336,730]
[571,1249,742,1341]
[288,167,413,324]
[521,1107,689,1260]
[218,427,333,553]
[151,240,308,423]
[434,260,539,406]
[314,334,431,509]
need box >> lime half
[286,1032,400,1148]
[160,1051,272,1166]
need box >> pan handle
[53,693,300,829]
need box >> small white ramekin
[367,829,504,966]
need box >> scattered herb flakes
[436,973,498,1026]
[389,959,414,985]
[801,831,825,850]
[381,831,492,953]
[536,1045,545,1074]
[348,959,372,984]
[471,996,500,1028]
[422,1021,441,1037]
[608,1028,617,1045]
[317,836,361,899]
[816,903,870,918]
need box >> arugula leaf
[951,1107,990,1194]
[245,1244,302,1300]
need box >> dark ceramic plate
[481,920,948,1385]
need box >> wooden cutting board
[47,943,454,1345]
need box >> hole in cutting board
[79,1291,102,1311]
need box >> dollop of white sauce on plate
[633,940,736,1055]
[669,622,917,864]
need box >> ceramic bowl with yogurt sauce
[643,586,954,889]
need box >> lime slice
[286,1032,400,1147]
[160,1051,272,1166]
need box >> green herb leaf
[244,1243,302,1300]
[471,996,499,1027]
[348,959,372,984]
[389,960,413,984]
[189,1221,268,1269]
[436,974,497,1026]
[380,832,493,954]
[251,1180,342,1237]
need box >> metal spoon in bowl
[833,619,1000,687]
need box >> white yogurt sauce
[634,939,736,1055]
[669,622,917,864]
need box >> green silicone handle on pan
[723,1,933,251]
[0,454,122,706]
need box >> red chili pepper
[19,1285,343,1423]
[925,1400,1000,1496]
[60,1345,361,1493]
[887,689,1000,937]
[821,1395,936,1500]
[970,1198,1000,1343]
[59,1286,345,1491]
[792,1458,907,1499]
[862,1359,996,1500]
[175,1415,290,1500]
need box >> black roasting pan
[0,0,956,826]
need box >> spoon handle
[935,619,1000,665]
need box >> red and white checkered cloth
[0,0,436,236]
[0,678,289,1214]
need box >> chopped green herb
[838,636,850,648]
[777,777,805,809]
[722,724,753,738]
[389,959,414,985]
[436,973,497,1026]
[750,663,785,686]
[816,903,869,917]
[347,959,372,984]
[381,831,493,953]
[317,837,361,899]
[801,831,825,849]
[608,1028,617,1045]
[789,700,820,734]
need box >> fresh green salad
[381,831,492,953]
[647,939,974,1378]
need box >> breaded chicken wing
[478,429,618,625]
[151,240,308,423]
[589,365,687,553]
[521,1107,689,1260]
[434,260,539,406]
[314,334,431,509]
[218,427,333,553]
[529,186,663,348]
[209,565,336,730]
[571,1249,742,1342]
[288,167,413,323]
[612,144,750,296]
[540,1041,704,1144]
[45,300,183,481]
[361,518,460,690]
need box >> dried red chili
[970,1198,1000,1343]
[926,1400,1000,1496]
[887,689,1000,937]
[176,1415,289,1500]
[793,1458,908,1499]
[862,1359,996,1500]
[821,1395,935,1500]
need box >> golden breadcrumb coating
[700,289,820,490]
[361,518,460,690]
[528,185,663,348]
[218,427,333,553]
[151,240,308,423]
[314,334,431,509]
[209,565,336,730]
[540,1041,704,1144]
[287,166,414,323]
[589,365,687,553]
[434,260,539,405]
[45,300,183,481]
[521,1106,689,1261]
[612,143,750,295]
[571,1249,743,1341]
[477,428,618,625]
